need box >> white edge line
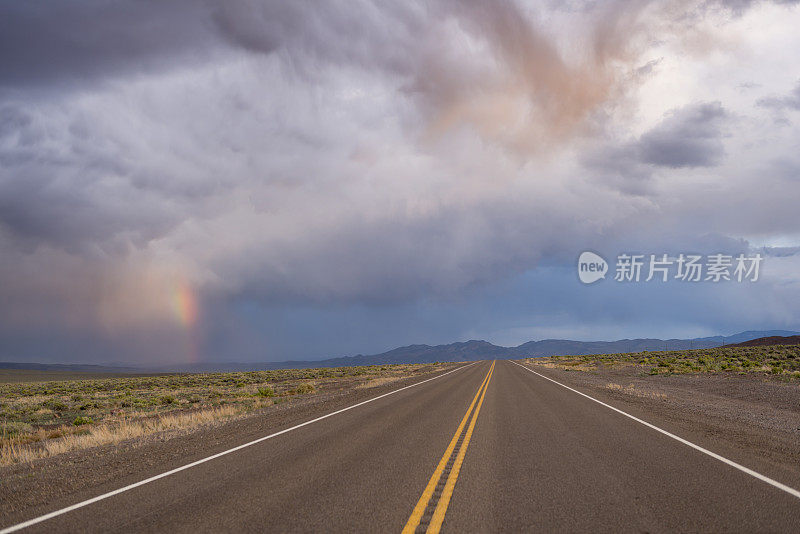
[0,362,479,534]
[509,359,800,500]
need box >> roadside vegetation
[0,363,447,466]
[527,344,800,379]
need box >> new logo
[578,251,608,284]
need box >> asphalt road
[4,360,800,533]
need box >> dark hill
[730,335,800,347]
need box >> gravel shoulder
[521,357,800,486]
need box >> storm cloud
[583,102,730,193]
[638,102,728,168]
[1,0,800,364]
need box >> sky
[1,0,800,365]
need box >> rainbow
[172,282,198,328]
[171,282,201,363]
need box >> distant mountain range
[3,329,797,374]
[149,329,800,372]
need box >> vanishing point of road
[3,360,800,533]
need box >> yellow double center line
[402,361,495,534]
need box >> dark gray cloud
[757,80,800,111]
[0,1,428,93]
[212,1,425,69]
[583,102,729,193]
[0,1,221,88]
[716,0,800,11]
[639,102,728,168]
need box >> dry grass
[356,377,401,389]
[534,361,597,372]
[1,405,242,466]
[0,362,450,466]
[524,344,800,378]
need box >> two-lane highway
[448,360,800,532]
[3,360,800,533]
